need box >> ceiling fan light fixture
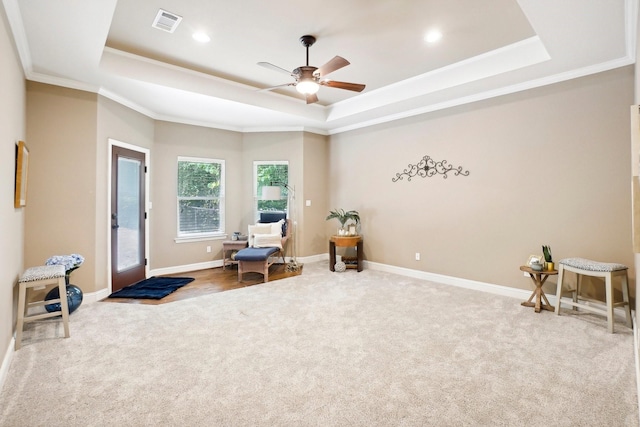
[259,35,365,103]
[296,79,319,95]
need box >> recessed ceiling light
[425,30,442,44]
[192,32,211,43]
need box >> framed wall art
[14,140,29,208]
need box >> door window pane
[117,157,141,271]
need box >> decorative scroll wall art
[392,155,469,182]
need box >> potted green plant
[542,245,554,271]
[326,208,360,236]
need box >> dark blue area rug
[108,277,195,299]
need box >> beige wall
[18,91,327,290]
[151,128,329,264]
[19,66,634,300]
[152,121,243,269]
[3,62,634,368]
[330,66,634,296]
[302,132,329,256]
[632,2,640,345]
[25,82,98,293]
[150,129,329,262]
[0,6,26,354]
[22,88,155,296]
[241,132,305,255]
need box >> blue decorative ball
[45,284,83,314]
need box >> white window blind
[177,157,225,237]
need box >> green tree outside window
[255,162,288,217]
[178,158,225,235]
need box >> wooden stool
[15,265,70,350]
[554,257,631,333]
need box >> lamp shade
[261,186,282,200]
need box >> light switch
[305,200,311,206]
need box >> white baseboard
[149,260,220,277]
[364,260,532,301]
[363,260,631,320]
[295,253,328,264]
[0,337,15,396]
[634,315,640,427]
[84,287,111,303]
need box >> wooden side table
[520,265,557,313]
[222,240,248,270]
[330,236,363,272]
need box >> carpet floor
[0,261,637,426]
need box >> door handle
[111,213,119,230]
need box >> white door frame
[107,138,151,294]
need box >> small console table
[330,236,363,272]
[222,240,248,270]
[520,265,557,313]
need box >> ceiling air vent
[152,9,182,33]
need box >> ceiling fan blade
[316,56,350,77]
[305,93,319,104]
[258,83,295,92]
[321,80,366,92]
[257,62,294,76]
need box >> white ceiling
[2,0,636,135]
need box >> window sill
[174,234,227,244]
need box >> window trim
[176,156,225,241]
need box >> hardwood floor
[102,263,303,305]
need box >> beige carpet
[1,261,638,426]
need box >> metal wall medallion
[392,155,470,182]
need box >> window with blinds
[177,157,225,237]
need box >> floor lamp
[261,182,301,272]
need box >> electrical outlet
[415,252,420,261]
[206,246,211,253]
[305,200,311,206]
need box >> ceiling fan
[258,35,366,104]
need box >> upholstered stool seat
[235,247,283,283]
[554,257,631,333]
[15,265,70,349]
